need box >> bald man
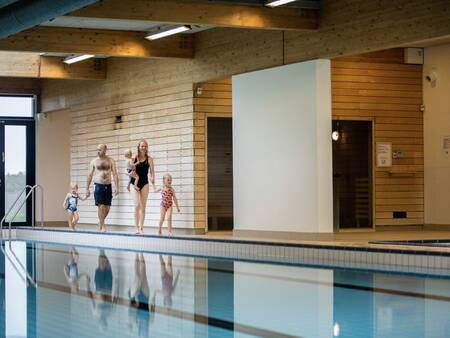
[86,144,119,232]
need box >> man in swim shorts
[86,144,119,232]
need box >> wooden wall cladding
[193,79,232,230]
[332,49,424,226]
[70,83,197,228]
[40,0,448,231]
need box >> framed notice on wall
[376,142,392,167]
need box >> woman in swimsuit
[133,139,155,234]
[128,252,155,336]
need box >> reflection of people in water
[63,247,90,293]
[155,255,180,307]
[87,249,119,331]
[128,253,155,337]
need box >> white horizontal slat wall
[71,83,196,229]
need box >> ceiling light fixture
[63,54,95,64]
[266,0,297,7]
[145,25,191,40]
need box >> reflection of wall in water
[234,262,333,338]
[208,260,234,336]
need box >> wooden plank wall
[0,77,40,95]
[332,49,424,226]
[193,79,232,230]
[42,1,450,114]
[193,50,424,228]
[70,83,197,228]
[40,0,449,231]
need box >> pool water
[1,241,450,338]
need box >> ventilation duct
[0,0,99,39]
[0,0,19,10]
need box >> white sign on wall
[376,142,392,167]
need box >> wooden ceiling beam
[40,56,106,80]
[69,0,318,31]
[0,52,106,80]
[0,26,194,58]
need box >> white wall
[424,44,450,224]
[232,60,333,233]
[37,109,71,223]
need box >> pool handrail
[7,184,44,239]
[0,185,32,238]
[0,184,43,288]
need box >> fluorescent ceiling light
[63,54,95,64]
[266,0,297,7]
[145,25,191,40]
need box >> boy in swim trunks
[62,182,87,230]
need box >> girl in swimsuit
[133,139,155,234]
[62,182,87,230]
[154,174,180,235]
[152,255,180,308]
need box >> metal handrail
[0,244,28,285]
[8,185,44,239]
[0,184,43,288]
[32,184,44,228]
[0,185,32,238]
[5,241,37,287]
[0,186,33,285]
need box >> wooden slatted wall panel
[332,51,424,227]
[193,79,232,230]
[71,82,196,228]
[0,77,40,95]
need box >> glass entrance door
[0,116,35,226]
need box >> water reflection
[1,242,450,337]
[128,253,154,337]
[63,247,90,293]
[155,255,180,308]
[88,249,119,331]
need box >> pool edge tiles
[12,227,450,277]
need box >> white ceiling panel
[40,16,211,33]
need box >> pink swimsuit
[161,188,174,210]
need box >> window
[0,96,34,118]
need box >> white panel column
[232,59,332,233]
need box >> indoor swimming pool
[1,240,450,338]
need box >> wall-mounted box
[404,48,424,65]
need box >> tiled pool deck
[6,226,450,277]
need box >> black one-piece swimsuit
[134,158,149,190]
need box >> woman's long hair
[136,139,149,162]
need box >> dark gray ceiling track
[0,0,99,39]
